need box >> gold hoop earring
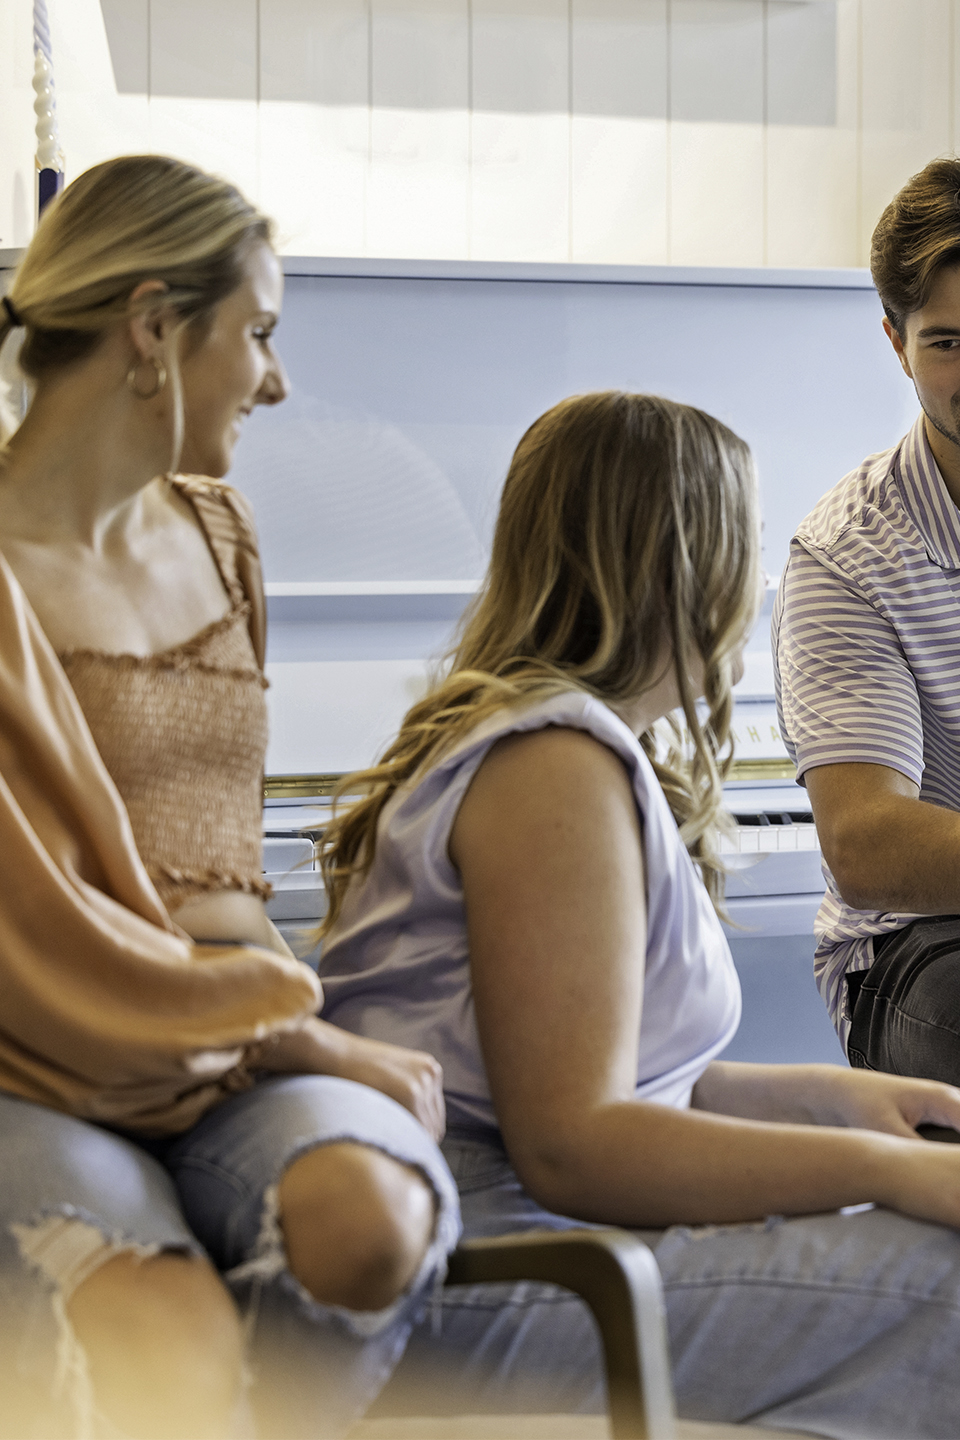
[126,357,167,400]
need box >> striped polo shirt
[773,413,960,1047]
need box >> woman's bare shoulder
[479,721,634,788]
[451,721,638,870]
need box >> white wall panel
[6,1,960,272]
[954,0,960,162]
[766,0,858,268]
[668,1,765,265]
[260,0,369,255]
[572,0,668,118]
[834,0,859,134]
[148,0,259,201]
[472,0,569,111]
[260,0,369,106]
[860,0,953,257]
[368,1,469,258]
[48,0,150,183]
[471,112,571,260]
[99,0,149,93]
[669,121,765,265]
[372,0,467,109]
[145,0,259,198]
[0,0,36,249]
[259,104,368,256]
[571,0,668,263]
[368,110,471,257]
[471,0,570,261]
[571,117,669,262]
[766,0,837,127]
[150,0,258,101]
[147,97,260,207]
[766,126,858,267]
[670,0,764,123]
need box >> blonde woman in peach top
[0,155,458,1440]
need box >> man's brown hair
[871,157,960,335]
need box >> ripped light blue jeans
[372,1128,960,1440]
[0,1076,460,1440]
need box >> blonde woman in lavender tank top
[0,157,458,1439]
[319,393,960,1437]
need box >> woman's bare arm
[176,897,447,1139]
[449,726,960,1231]
[246,1017,446,1141]
[693,1060,960,1136]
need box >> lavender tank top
[319,691,741,1130]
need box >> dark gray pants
[848,914,960,1082]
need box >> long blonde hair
[320,391,760,926]
[0,154,273,446]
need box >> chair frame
[445,1229,677,1440]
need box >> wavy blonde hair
[0,154,273,449]
[320,391,760,927]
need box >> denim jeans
[847,915,960,1082]
[372,1128,960,1440]
[0,1076,460,1440]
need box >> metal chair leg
[446,1229,677,1440]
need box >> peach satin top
[60,480,270,909]
[0,480,318,1135]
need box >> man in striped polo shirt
[775,157,960,1087]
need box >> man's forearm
[814,785,960,913]
[804,763,960,912]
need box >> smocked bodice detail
[58,484,270,911]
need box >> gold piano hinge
[728,758,798,782]
[266,758,797,797]
[264,773,347,799]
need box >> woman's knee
[68,1250,243,1407]
[279,1140,437,1312]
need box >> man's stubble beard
[920,393,960,453]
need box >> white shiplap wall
[0,0,958,267]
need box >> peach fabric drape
[0,484,319,1135]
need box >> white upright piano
[3,249,917,1065]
